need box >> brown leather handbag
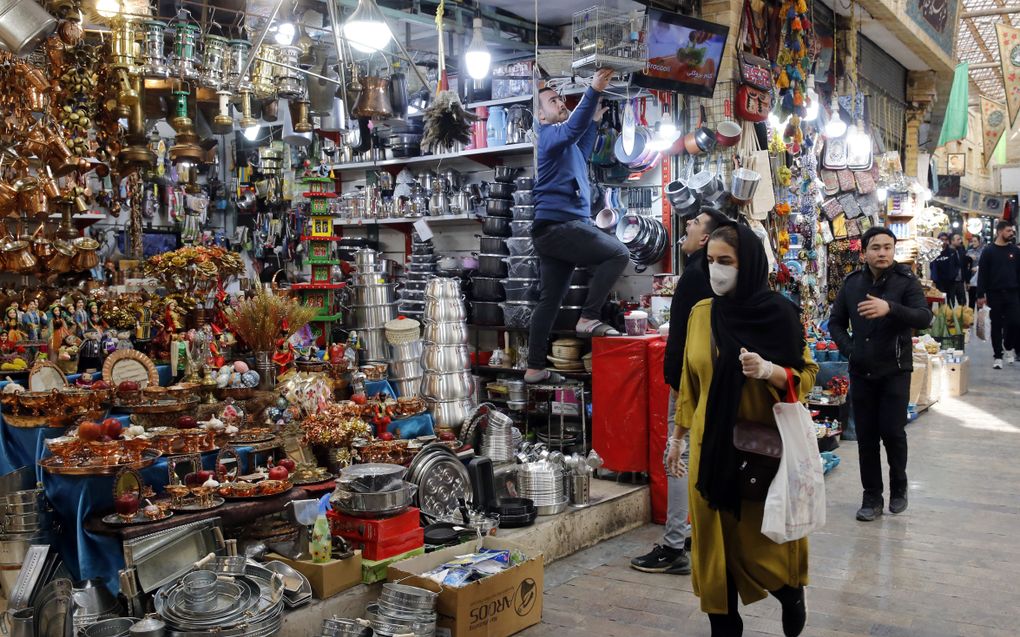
[733,369,796,501]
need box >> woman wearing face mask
[666,224,818,637]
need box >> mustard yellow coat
[676,299,819,614]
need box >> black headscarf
[696,224,806,517]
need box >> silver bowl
[423,298,466,322]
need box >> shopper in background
[631,208,730,576]
[670,224,817,637]
[966,235,985,310]
[931,232,966,306]
[829,227,933,522]
[976,221,1020,369]
[525,68,630,384]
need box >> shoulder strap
[783,367,798,403]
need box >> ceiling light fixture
[824,95,847,138]
[804,74,819,122]
[464,16,491,80]
[343,0,393,53]
[95,0,120,18]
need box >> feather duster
[421,91,478,152]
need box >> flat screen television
[632,9,730,98]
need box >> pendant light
[464,16,491,80]
[804,75,819,122]
[823,95,846,138]
[343,0,393,53]
[848,119,870,155]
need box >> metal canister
[200,34,228,89]
[225,39,252,90]
[141,20,168,77]
[109,17,138,70]
[251,43,277,99]
[0,0,56,56]
[274,45,304,99]
[169,21,200,80]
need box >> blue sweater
[533,87,601,223]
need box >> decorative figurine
[73,299,89,336]
[135,299,153,342]
[21,299,47,342]
[78,328,104,373]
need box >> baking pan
[123,518,224,593]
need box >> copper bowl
[88,440,122,465]
[14,391,56,415]
[142,386,167,400]
[117,389,141,405]
[164,383,200,399]
[148,428,180,454]
[57,388,102,412]
[122,437,151,462]
[45,436,82,461]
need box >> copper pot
[0,182,17,214]
[70,236,99,270]
[47,240,74,273]
[3,240,37,273]
[352,76,393,119]
[31,225,53,259]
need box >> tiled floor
[523,334,1020,636]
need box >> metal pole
[961,7,1020,18]
[325,0,351,111]
[254,56,344,84]
[234,0,285,92]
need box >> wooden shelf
[331,143,534,173]
[334,213,479,227]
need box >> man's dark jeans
[986,289,1020,358]
[850,372,910,505]
[526,219,629,369]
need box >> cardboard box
[908,361,927,404]
[362,546,425,584]
[266,551,362,599]
[945,358,969,396]
[387,538,543,637]
[920,355,943,406]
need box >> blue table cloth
[363,380,435,439]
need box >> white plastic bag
[761,400,827,543]
[976,307,988,341]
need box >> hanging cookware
[715,120,742,147]
[389,68,408,120]
[353,76,393,119]
[683,106,716,155]
[730,168,761,203]
[70,236,99,271]
[308,60,339,116]
[620,100,637,154]
[0,0,56,56]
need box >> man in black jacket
[976,221,1020,368]
[630,208,729,575]
[830,227,933,522]
[931,232,966,306]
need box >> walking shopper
[829,227,933,522]
[931,232,966,306]
[966,235,984,310]
[525,68,629,384]
[976,221,1020,368]
[670,224,817,637]
[631,208,730,576]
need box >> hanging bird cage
[571,5,648,73]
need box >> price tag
[413,218,434,241]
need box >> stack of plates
[517,461,568,516]
[264,561,312,608]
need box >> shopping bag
[761,388,827,543]
[976,307,988,341]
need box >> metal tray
[102,510,173,526]
[124,518,224,593]
[290,473,334,486]
[39,449,161,476]
[218,484,293,501]
[171,497,225,512]
[9,544,49,609]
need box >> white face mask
[709,263,738,296]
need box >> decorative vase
[255,351,275,390]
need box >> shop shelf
[334,213,479,227]
[331,143,534,173]
[472,365,591,381]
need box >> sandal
[576,320,621,338]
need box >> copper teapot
[352,76,393,119]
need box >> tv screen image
[634,9,730,98]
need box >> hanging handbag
[735,0,772,123]
[733,369,797,502]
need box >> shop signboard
[905,0,961,58]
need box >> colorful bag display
[736,53,773,123]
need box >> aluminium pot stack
[422,278,475,432]
[350,248,397,362]
[0,467,50,600]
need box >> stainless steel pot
[128,616,166,637]
[3,511,46,534]
[424,278,460,299]
[357,328,388,361]
[353,248,378,267]
[390,376,422,398]
[389,359,422,379]
[353,284,397,306]
[330,482,416,516]
[389,340,423,361]
[352,304,397,329]
[423,320,468,345]
[421,344,471,373]
[0,532,46,565]
[0,0,56,56]
[420,371,474,400]
[423,297,467,322]
[426,398,473,429]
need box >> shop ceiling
[818,0,929,71]
[955,0,1020,101]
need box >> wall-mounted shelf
[334,213,479,227]
[331,143,534,173]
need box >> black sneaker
[856,502,884,522]
[684,536,692,552]
[889,494,908,514]
[630,544,685,573]
[663,550,692,575]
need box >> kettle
[486,106,507,147]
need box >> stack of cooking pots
[614,213,669,272]
[473,176,516,327]
[399,235,435,320]
[387,317,423,398]
[350,248,397,362]
[367,583,438,637]
[421,278,475,432]
[495,176,537,328]
[0,469,50,598]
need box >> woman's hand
[665,437,687,477]
[739,348,774,379]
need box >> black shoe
[778,587,807,637]
[630,544,684,573]
[663,550,692,575]
[889,494,908,514]
[684,536,692,552]
[856,502,884,522]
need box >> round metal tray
[39,449,162,476]
[101,510,173,526]
[290,473,334,486]
[171,497,225,512]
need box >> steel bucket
[0,0,55,55]
[730,168,761,203]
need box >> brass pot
[70,236,99,270]
[3,240,37,273]
[48,240,75,273]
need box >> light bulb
[804,75,819,122]
[343,0,393,53]
[849,121,871,155]
[274,22,295,46]
[658,113,677,139]
[923,188,933,202]
[464,17,491,80]
[96,0,120,18]
[243,125,260,141]
[824,111,846,138]
[876,186,888,202]
[646,136,673,152]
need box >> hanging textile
[980,97,1007,167]
[996,23,1020,127]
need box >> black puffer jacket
[663,250,714,391]
[829,263,933,378]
